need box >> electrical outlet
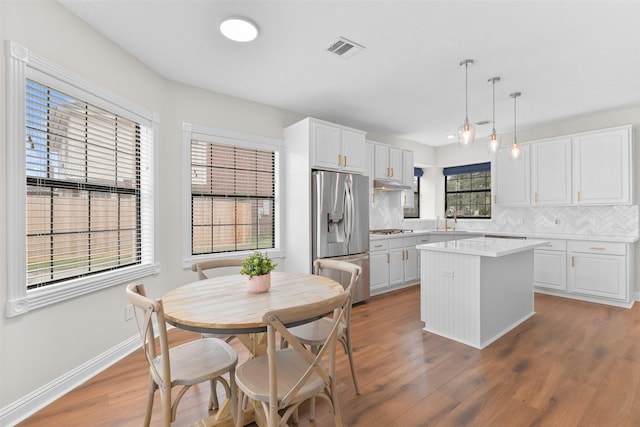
[442,270,454,278]
[125,304,134,321]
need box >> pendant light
[487,77,501,154]
[509,92,522,160]
[458,59,475,147]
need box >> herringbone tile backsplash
[461,205,638,239]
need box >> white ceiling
[58,0,640,147]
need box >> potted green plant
[241,251,277,293]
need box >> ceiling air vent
[326,37,365,59]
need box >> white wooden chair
[284,259,362,419]
[191,258,244,409]
[126,283,238,426]
[234,289,350,427]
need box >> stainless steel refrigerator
[312,170,370,303]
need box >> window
[6,41,158,316]
[403,168,422,219]
[444,162,491,219]
[183,124,281,265]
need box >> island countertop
[416,237,548,257]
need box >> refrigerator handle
[344,179,353,248]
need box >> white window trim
[182,123,284,268]
[5,41,159,317]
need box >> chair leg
[161,387,172,427]
[344,333,361,395]
[144,377,156,427]
[329,379,344,427]
[229,368,238,427]
[209,378,220,410]
[235,388,244,427]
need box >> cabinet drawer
[416,236,431,245]
[535,239,566,252]
[568,241,626,256]
[403,236,417,247]
[370,240,389,251]
[388,238,404,249]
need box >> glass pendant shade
[487,77,501,154]
[509,91,522,160]
[510,140,521,159]
[458,59,475,148]
[488,132,500,153]
[458,120,476,147]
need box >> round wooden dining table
[162,271,344,427]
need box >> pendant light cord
[465,62,469,123]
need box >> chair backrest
[263,290,351,410]
[191,259,244,280]
[126,283,171,390]
[313,259,361,325]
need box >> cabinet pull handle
[493,195,497,204]
[420,239,429,243]
[589,247,606,251]
[577,191,581,201]
[403,194,407,205]
[571,256,574,267]
[371,192,376,204]
[374,244,384,248]
[391,168,394,177]
[535,193,538,203]
[343,155,347,167]
[337,154,342,166]
[386,253,390,263]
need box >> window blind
[25,79,149,289]
[191,140,276,254]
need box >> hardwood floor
[18,285,640,427]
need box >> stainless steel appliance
[312,170,370,303]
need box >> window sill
[6,263,160,317]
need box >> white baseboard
[0,334,140,426]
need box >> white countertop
[416,237,549,257]
[370,229,638,243]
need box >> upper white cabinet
[374,144,402,182]
[402,150,414,208]
[572,127,631,205]
[311,120,366,173]
[531,137,572,205]
[493,144,530,206]
[493,125,633,207]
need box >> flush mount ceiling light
[487,76,501,154]
[509,91,522,160]
[458,59,476,148]
[220,17,259,42]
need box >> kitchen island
[417,237,547,349]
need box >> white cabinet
[373,143,403,182]
[534,239,567,291]
[370,235,419,295]
[402,150,414,208]
[493,144,530,206]
[531,137,572,206]
[311,120,365,173]
[573,127,631,205]
[567,241,629,303]
[493,125,633,208]
[370,239,390,292]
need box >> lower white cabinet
[534,238,633,307]
[567,241,629,302]
[370,235,419,295]
[533,239,567,291]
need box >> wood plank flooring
[17,285,640,426]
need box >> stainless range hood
[373,179,411,191]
